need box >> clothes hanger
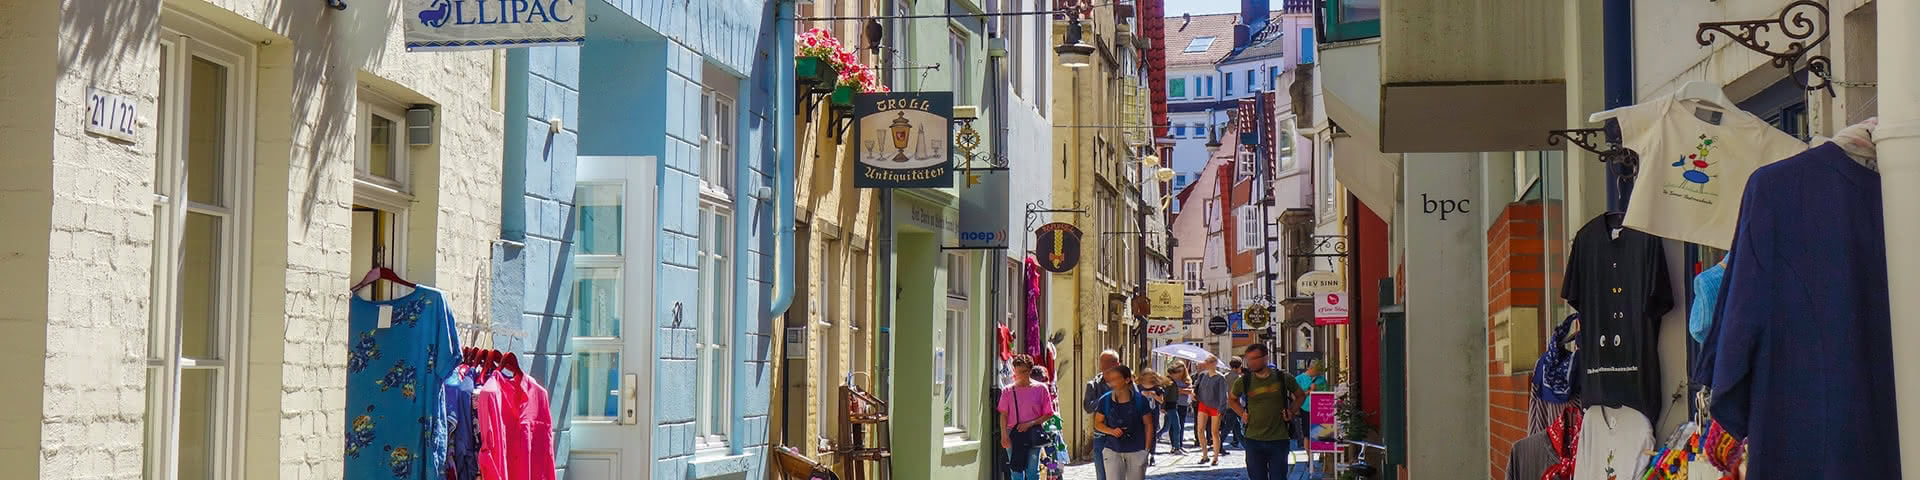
[1588,80,1737,123]
[502,352,523,378]
[350,245,417,294]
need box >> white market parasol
[1151,344,1216,364]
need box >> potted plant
[831,63,889,107]
[797,28,851,90]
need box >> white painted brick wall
[40,1,503,479]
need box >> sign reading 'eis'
[854,92,954,188]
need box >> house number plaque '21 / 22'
[86,89,139,143]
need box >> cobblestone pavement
[1059,443,1331,480]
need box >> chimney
[1181,12,1191,29]
[1234,23,1251,49]
[1241,0,1270,27]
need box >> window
[943,253,970,434]
[1225,71,1235,96]
[1300,28,1317,64]
[696,204,734,448]
[1324,0,1380,42]
[1237,282,1257,308]
[1184,36,1216,53]
[1031,0,1048,115]
[1184,259,1203,291]
[1169,78,1186,98]
[353,94,417,301]
[1269,66,1281,90]
[1206,76,1215,97]
[1245,69,1256,92]
[818,240,843,440]
[1237,151,1257,178]
[1238,206,1262,251]
[1174,125,1187,137]
[149,21,252,480]
[701,88,737,197]
[1319,138,1336,219]
[1204,199,1220,228]
[950,29,970,103]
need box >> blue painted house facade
[490,1,796,479]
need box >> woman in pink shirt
[999,354,1055,480]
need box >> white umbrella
[1151,344,1215,364]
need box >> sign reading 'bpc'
[854,92,954,188]
[405,0,586,51]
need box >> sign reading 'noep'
[405,0,585,50]
[854,92,954,188]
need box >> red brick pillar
[1485,202,1550,479]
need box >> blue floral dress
[346,286,460,479]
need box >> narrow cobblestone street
[1059,425,1331,480]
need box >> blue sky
[1167,0,1243,16]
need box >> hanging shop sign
[955,167,1009,248]
[404,0,585,51]
[1243,305,1272,330]
[1314,291,1350,326]
[854,92,954,188]
[1145,318,1186,341]
[1033,222,1082,273]
[1296,270,1344,295]
[1131,296,1152,317]
[1208,316,1230,335]
[1147,281,1185,318]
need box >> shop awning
[1320,40,1402,223]
[1334,135,1401,224]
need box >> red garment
[997,324,1014,362]
[1540,406,1584,480]
[474,369,556,480]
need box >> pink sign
[1314,292,1349,326]
[1308,392,1339,453]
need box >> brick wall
[1485,203,1549,480]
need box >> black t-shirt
[1561,214,1674,420]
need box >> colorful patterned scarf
[1534,313,1580,404]
[1541,405,1584,480]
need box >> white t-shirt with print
[1616,95,1806,249]
[1571,406,1654,480]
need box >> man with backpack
[1228,343,1306,480]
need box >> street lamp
[1056,17,1094,68]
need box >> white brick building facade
[0,1,502,479]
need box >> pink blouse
[996,383,1055,428]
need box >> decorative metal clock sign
[853,92,954,188]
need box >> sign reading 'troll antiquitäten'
[854,92,954,188]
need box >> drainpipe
[1882,0,1920,475]
[737,0,799,458]
[1601,0,1634,210]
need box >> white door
[566,155,657,479]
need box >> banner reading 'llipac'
[854,92,953,188]
[405,0,586,51]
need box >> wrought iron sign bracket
[1285,234,1349,259]
[1695,0,1835,96]
[832,105,855,142]
[1024,200,1085,231]
[1548,128,1642,182]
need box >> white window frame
[353,94,417,300]
[1184,259,1203,292]
[1237,150,1257,178]
[817,237,842,441]
[943,253,971,436]
[149,16,255,480]
[1238,206,1262,252]
[695,203,734,450]
[950,28,970,103]
[355,94,410,194]
[700,89,736,199]
[1184,36,1216,53]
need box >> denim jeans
[1161,406,1187,450]
[1222,411,1245,447]
[1007,446,1041,480]
[1244,437,1291,480]
[1090,436,1109,480]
